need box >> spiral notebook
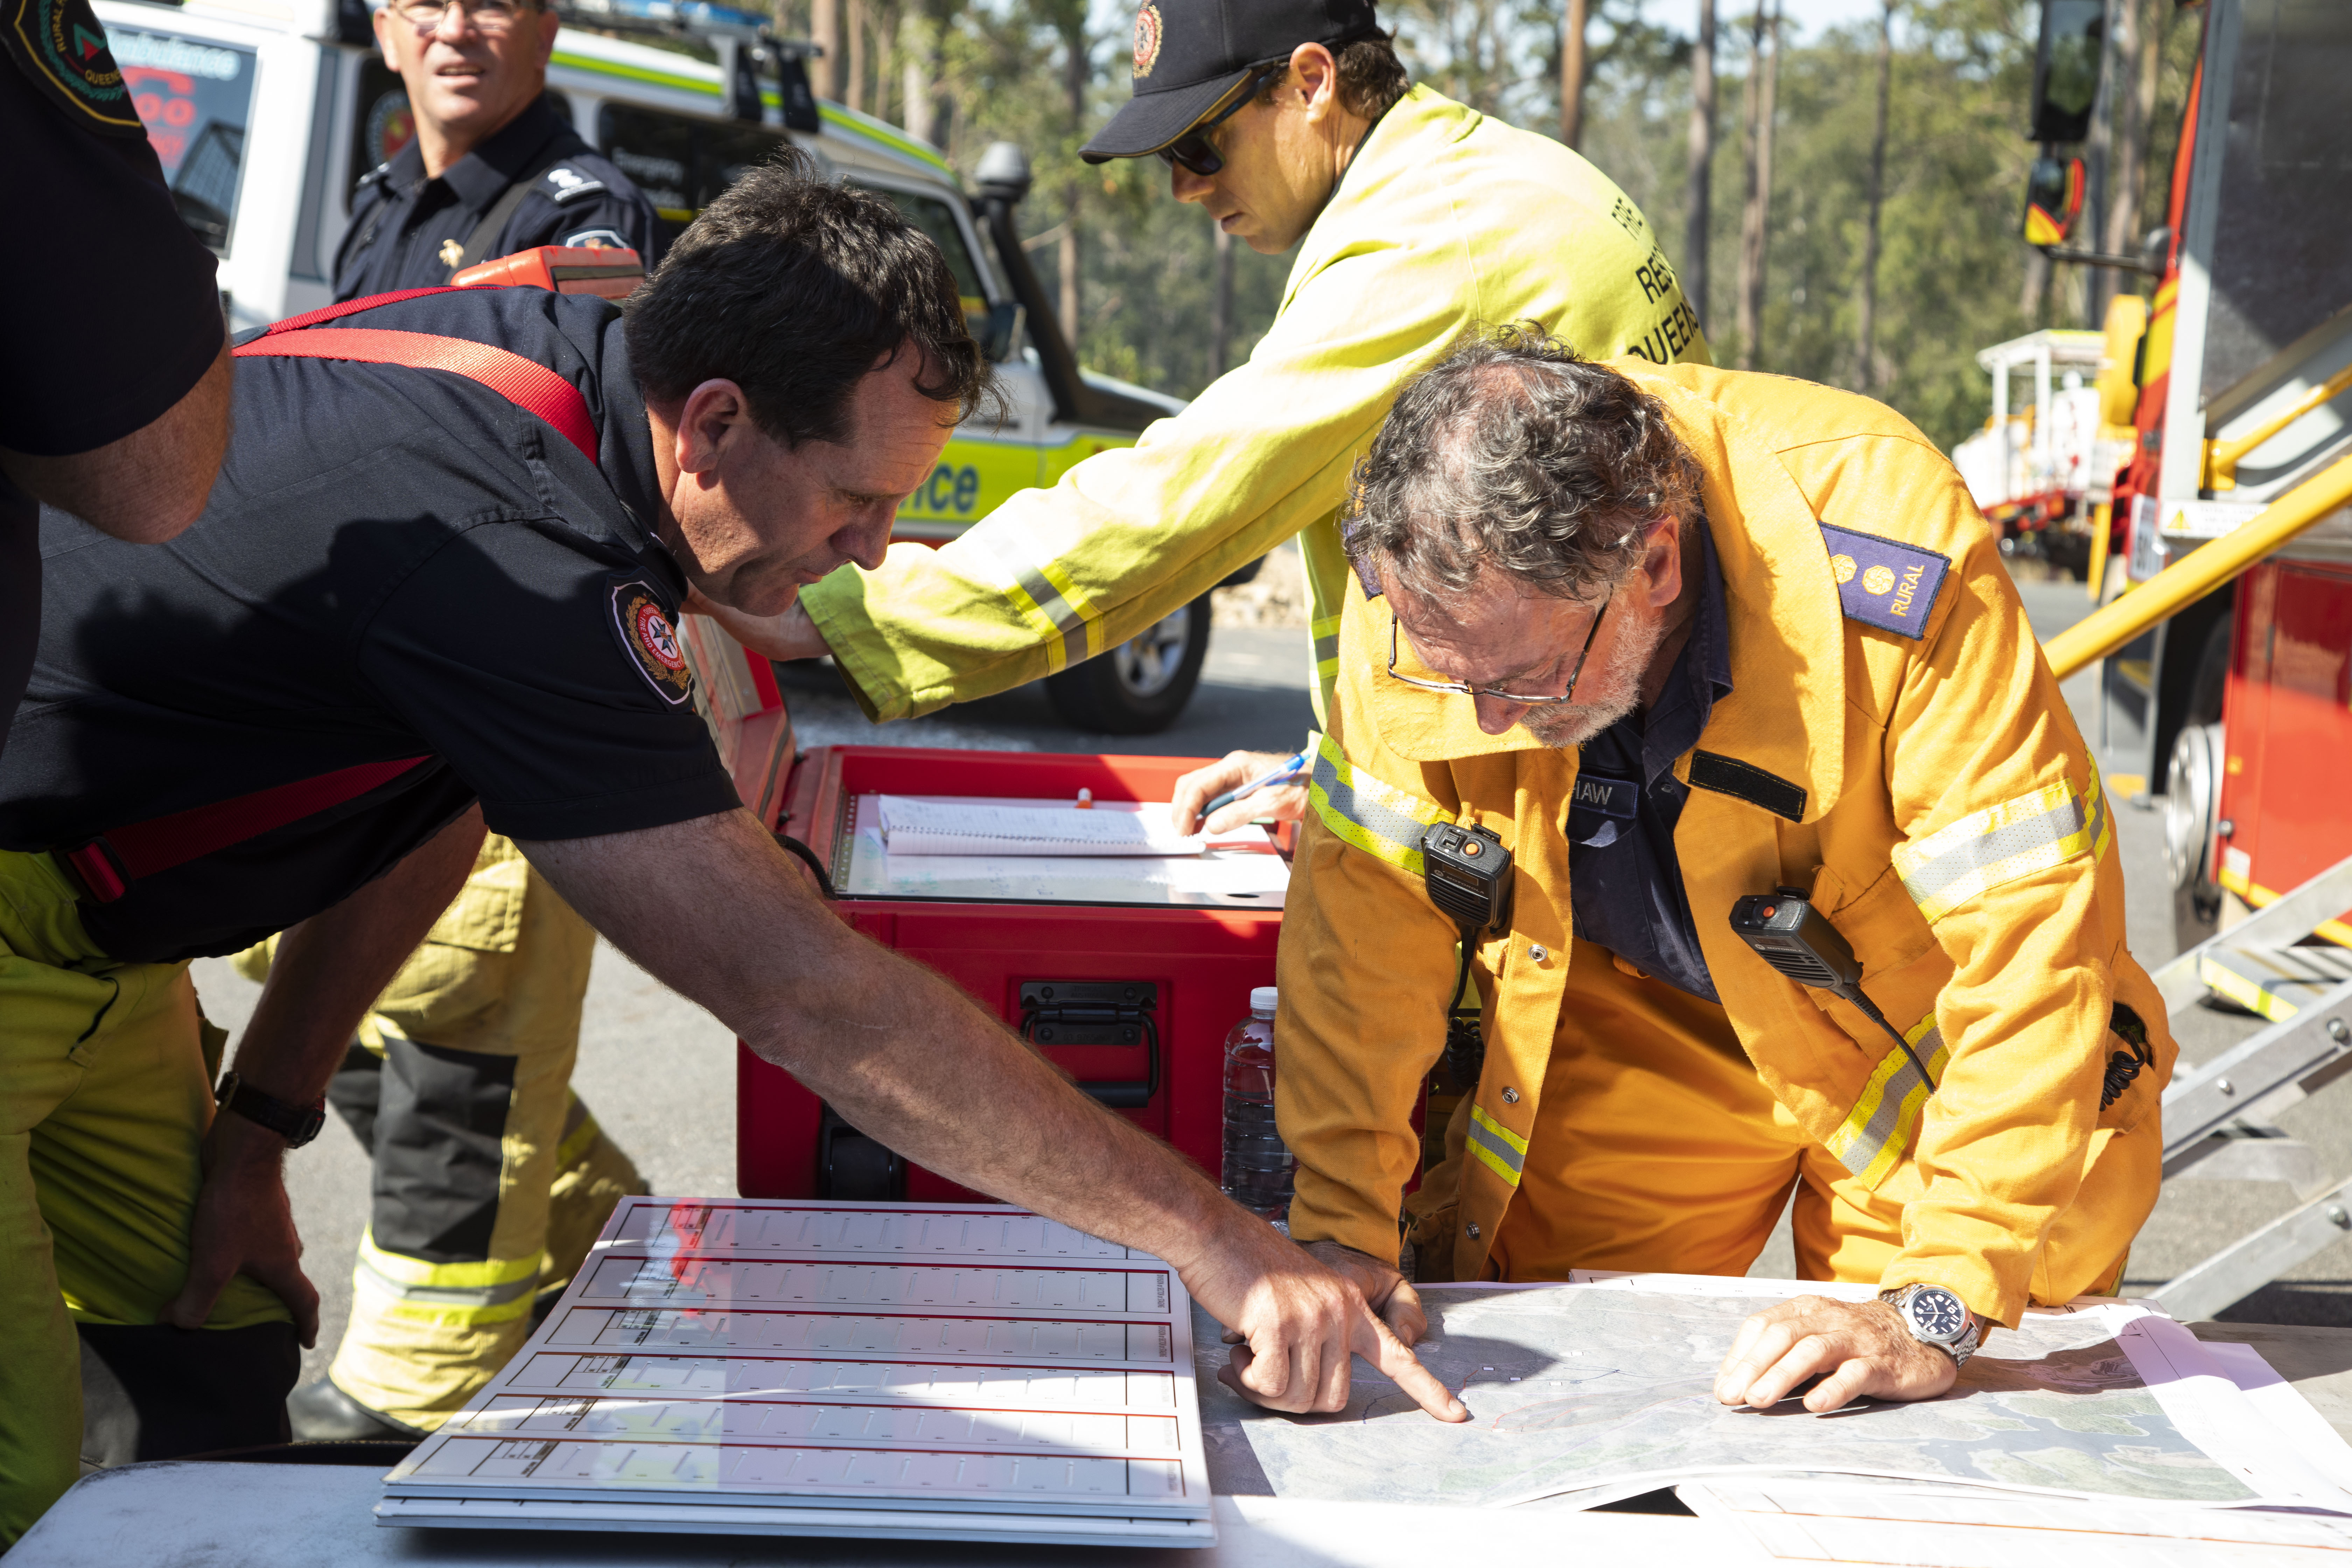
[878,796,1214,858]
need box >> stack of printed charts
[377,1198,1215,1548]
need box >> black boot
[286,1377,425,1442]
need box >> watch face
[1908,1286,1968,1342]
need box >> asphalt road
[190,573,2350,1399]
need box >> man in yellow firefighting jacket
[735,0,1707,738]
[1281,328,2173,1410]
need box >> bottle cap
[1249,986,1279,1014]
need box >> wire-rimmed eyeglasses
[391,0,539,33]
[1154,64,1286,177]
[1386,593,1613,705]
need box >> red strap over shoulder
[259,287,463,336]
[234,288,601,468]
[65,756,434,903]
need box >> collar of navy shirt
[382,92,572,216]
[1588,517,1733,783]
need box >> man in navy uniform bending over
[0,155,1462,1547]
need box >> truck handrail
[2043,453,2352,681]
[2203,360,2352,491]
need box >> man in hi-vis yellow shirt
[721,0,1707,833]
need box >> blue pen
[1201,751,1308,820]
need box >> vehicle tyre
[2165,726,2226,956]
[1044,595,1211,735]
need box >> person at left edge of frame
[0,0,235,749]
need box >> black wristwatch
[1878,1282,1981,1368]
[214,1072,327,1149]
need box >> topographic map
[1195,1282,2260,1510]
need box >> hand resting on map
[1713,1295,1959,1411]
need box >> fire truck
[2023,0,2352,952]
[2024,0,2352,1318]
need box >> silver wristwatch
[1878,1283,1981,1369]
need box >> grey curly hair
[1341,324,1702,606]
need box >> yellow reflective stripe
[971,534,1097,672]
[357,1229,542,1297]
[357,1230,541,1290]
[1311,614,1342,688]
[555,1090,602,1169]
[1466,1102,1527,1188]
[1306,732,1448,874]
[352,1266,538,1328]
[1826,1012,1951,1184]
[1891,771,2108,924]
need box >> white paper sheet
[380,1199,1215,1548]
[1678,1478,2352,1565]
[878,797,1213,857]
[840,796,1289,908]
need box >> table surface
[14,1319,2351,1567]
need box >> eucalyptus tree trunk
[1854,0,1893,393]
[1734,0,1779,372]
[1057,8,1087,350]
[1209,223,1235,380]
[1560,0,1590,148]
[1683,0,1716,335]
[813,0,845,100]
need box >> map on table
[378,1198,1214,1549]
[1198,1276,2352,1512]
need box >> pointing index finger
[1357,1306,1468,1421]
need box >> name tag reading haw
[1820,524,1950,639]
[1567,774,1638,848]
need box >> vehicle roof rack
[550,0,820,124]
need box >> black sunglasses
[1155,65,1285,177]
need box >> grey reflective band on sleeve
[1305,732,1449,874]
[1826,1012,1948,1186]
[1892,772,2109,924]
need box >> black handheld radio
[1729,888,1939,1089]
[1421,821,1512,1092]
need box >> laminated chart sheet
[380,1199,1215,1548]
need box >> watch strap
[215,1072,327,1149]
[1879,1283,1979,1368]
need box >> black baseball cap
[1079,0,1383,164]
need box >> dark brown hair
[1255,31,1412,122]
[623,148,995,447]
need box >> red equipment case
[736,744,1283,1202]
[679,617,1287,1203]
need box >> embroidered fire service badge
[1132,2,1162,78]
[609,579,695,706]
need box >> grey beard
[1517,606,1667,749]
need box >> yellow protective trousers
[0,850,293,1545]
[237,835,642,1429]
[1408,936,2138,1300]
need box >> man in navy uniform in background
[335,0,663,299]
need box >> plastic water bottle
[1221,986,1294,1222]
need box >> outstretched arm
[521,807,1467,1421]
